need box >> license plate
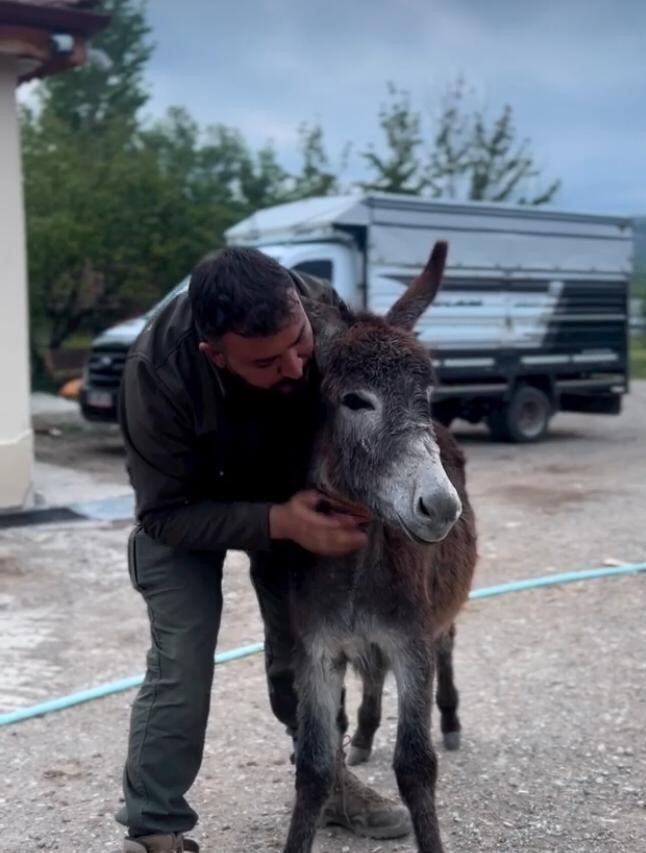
[87,391,114,409]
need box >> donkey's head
[309,242,462,544]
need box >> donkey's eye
[341,393,375,411]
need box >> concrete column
[0,55,33,511]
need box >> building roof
[0,0,109,36]
[11,1,97,7]
[0,0,110,81]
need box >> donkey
[283,242,477,853]
[345,622,462,766]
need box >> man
[115,247,410,852]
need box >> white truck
[81,193,633,442]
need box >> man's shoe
[320,767,411,839]
[122,834,199,852]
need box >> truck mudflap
[558,391,623,415]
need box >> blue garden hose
[1,562,644,728]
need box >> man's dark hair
[189,247,298,341]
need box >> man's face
[200,296,315,394]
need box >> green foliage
[22,105,177,351]
[290,123,341,199]
[23,0,158,360]
[361,84,425,194]
[364,79,560,205]
[21,0,560,381]
[21,1,341,373]
[632,271,646,300]
[630,337,646,379]
[42,0,152,134]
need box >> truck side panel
[365,196,632,276]
[367,269,629,414]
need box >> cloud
[23,0,646,214]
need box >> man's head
[189,247,314,394]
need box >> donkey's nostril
[417,497,431,517]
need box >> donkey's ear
[386,241,448,331]
[303,298,353,371]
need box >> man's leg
[116,527,225,838]
[249,551,299,739]
[249,550,410,840]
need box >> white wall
[0,55,33,510]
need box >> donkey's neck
[352,519,427,573]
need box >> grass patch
[630,336,646,379]
[62,332,94,349]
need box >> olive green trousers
[116,526,299,836]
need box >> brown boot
[122,834,199,852]
[320,767,411,839]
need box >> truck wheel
[487,385,552,443]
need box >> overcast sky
[70,2,636,216]
[140,0,645,215]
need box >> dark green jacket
[120,271,341,553]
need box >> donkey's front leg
[283,653,344,853]
[392,643,444,853]
[349,644,387,765]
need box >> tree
[237,123,342,208]
[362,79,560,205]
[21,0,560,391]
[427,79,560,205]
[424,78,474,200]
[22,0,346,382]
[21,1,160,385]
[23,109,170,349]
[360,83,425,194]
[22,1,268,372]
[290,123,340,199]
[237,140,292,210]
[40,0,152,134]
[23,98,341,378]
[145,109,294,221]
[141,109,249,250]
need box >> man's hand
[270,490,369,556]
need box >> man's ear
[303,299,353,372]
[199,341,226,369]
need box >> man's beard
[269,362,312,398]
[224,359,314,402]
[271,376,307,395]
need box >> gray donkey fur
[283,242,478,853]
[345,621,463,767]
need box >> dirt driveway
[1,386,645,852]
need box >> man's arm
[121,354,272,553]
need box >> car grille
[87,346,128,391]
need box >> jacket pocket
[127,524,145,593]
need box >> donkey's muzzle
[410,487,462,543]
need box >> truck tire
[487,385,552,443]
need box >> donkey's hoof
[443,730,461,751]
[347,745,372,766]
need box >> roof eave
[0,1,110,37]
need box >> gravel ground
[1,386,645,852]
